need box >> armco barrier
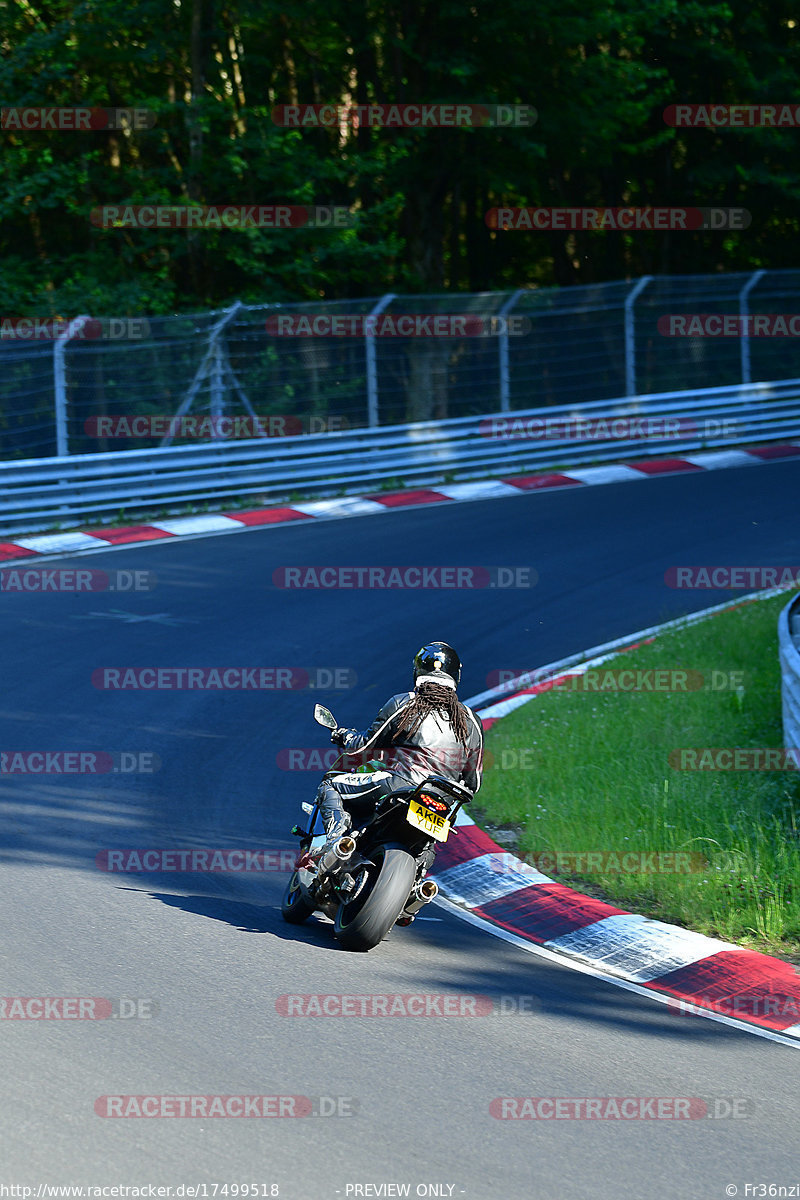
[1,378,800,535]
[779,592,800,752]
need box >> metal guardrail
[779,593,800,754]
[1,378,800,535]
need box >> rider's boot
[310,783,352,860]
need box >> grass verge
[474,591,800,963]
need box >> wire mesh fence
[3,271,800,461]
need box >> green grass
[474,591,800,962]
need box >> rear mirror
[314,704,338,729]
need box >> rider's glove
[330,726,348,747]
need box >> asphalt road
[2,460,800,1199]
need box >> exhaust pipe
[401,876,439,918]
[318,835,356,876]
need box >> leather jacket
[338,690,484,793]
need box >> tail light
[418,793,448,813]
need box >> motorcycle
[280,703,473,951]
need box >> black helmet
[413,641,462,687]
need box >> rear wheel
[281,868,315,924]
[334,847,416,951]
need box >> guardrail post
[365,293,395,427]
[624,276,652,397]
[498,289,525,412]
[740,270,765,385]
[53,315,92,456]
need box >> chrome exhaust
[401,876,439,917]
[318,835,357,876]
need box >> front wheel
[281,868,315,924]
[334,847,416,951]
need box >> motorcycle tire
[334,846,416,951]
[280,868,316,924]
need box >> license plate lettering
[406,799,450,842]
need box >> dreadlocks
[391,681,470,745]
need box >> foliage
[2,0,799,312]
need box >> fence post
[740,270,765,385]
[365,293,396,427]
[160,301,242,445]
[498,289,526,412]
[624,276,652,396]
[210,339,225,425]
[53,315,92,456]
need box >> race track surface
[3,461,800,1199]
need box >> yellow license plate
[406,798,450,842]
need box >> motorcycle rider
[313,641,484,869]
